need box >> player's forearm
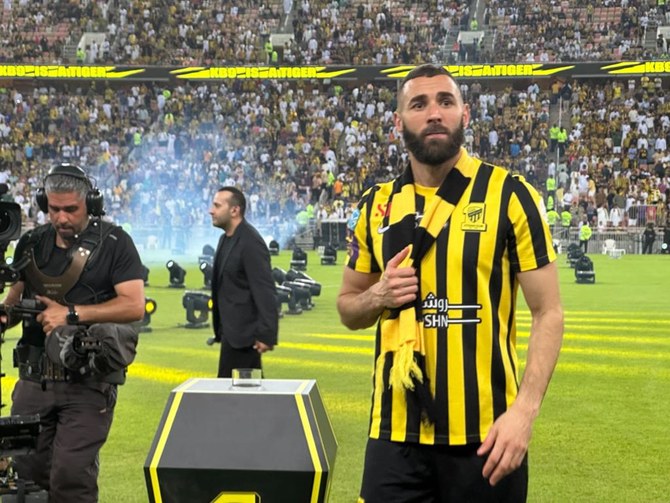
[514,306,564,417]
[337,290,385,330]
[77,293,145,324]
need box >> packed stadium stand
[0,0,668,254]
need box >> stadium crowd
[2,0,667,67]
[0,0,669,250]
[488,0,670,63]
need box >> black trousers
[11,379,116,503]
[359,438,528,503]
[217,338,262,378]
[580,239,589,253]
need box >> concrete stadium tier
[144,378,337,503]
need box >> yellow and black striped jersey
[346,149,556,445]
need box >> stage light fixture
[202,244,215,257]
[133,297,157,333]
[276,284,302,316]
[200,261,213,290]
[166,260,186,288]
[286,269,321,297]
[281,280,313,310]
[320,243,337,265]
[574,255,596,284]
[198,244,215,270]
[566,243,583,268]
[272,267,287,285]
[290,246,307,271]
[181,291,212,329]
[268,239,280,256]
[141,264,150,286]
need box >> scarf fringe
[390,343,424,390]
[377,348,437,425]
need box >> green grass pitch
[1,251,668,502]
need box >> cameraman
[1,163,144,503]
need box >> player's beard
[402,119,465,166]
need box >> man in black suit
[209,186,278,377]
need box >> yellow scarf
[377,162,471,419]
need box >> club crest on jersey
[421,293,482,329]
[461,203,487,232]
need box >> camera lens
[0,202,21,242]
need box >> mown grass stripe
[516,309,669,316]
[516,315,670,325]
[279,342,372,355]
[305,330,670,346]
[560,333,670,346]
[271,357,372,373]
[556,361,670,379]
[128,358,372,384]
[297,333,376,342]
[129,363,210,383]
[516,331,670,346]
[140,346,219,359]
[516,343,670,361]
[127,342,670,388]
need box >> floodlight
[566,244,583,268]
[202,244,215,257]
[290,246,307,271]
[574,255,596,284]
[276,284,302,316]
[198,244,215,271]
[181,291,212,329]
[199,261,213,290]
[320,244,337,265]
[141,264,150,286]
[282,281,313,310]
[133,297,157,333]
[272,267,287,285]
[286,269,321,297]
[166,260,186,288]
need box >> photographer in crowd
[0,163,145,503]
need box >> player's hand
[253,341,273,353]
[34,295,67,336]
[375,245,418,309]
[477,403,533,486]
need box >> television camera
[0,202,43,498]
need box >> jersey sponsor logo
[374,202,390,218]
[414,212,423,227]
[421,293,481,329]
[347,208,361,231]
[461,203,487,232]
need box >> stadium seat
[146,235,159,250]
[602,239,625,259]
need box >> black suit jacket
[211,220,278,349]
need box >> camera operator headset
[0,162,145,503]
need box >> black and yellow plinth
[144,378,337,503]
